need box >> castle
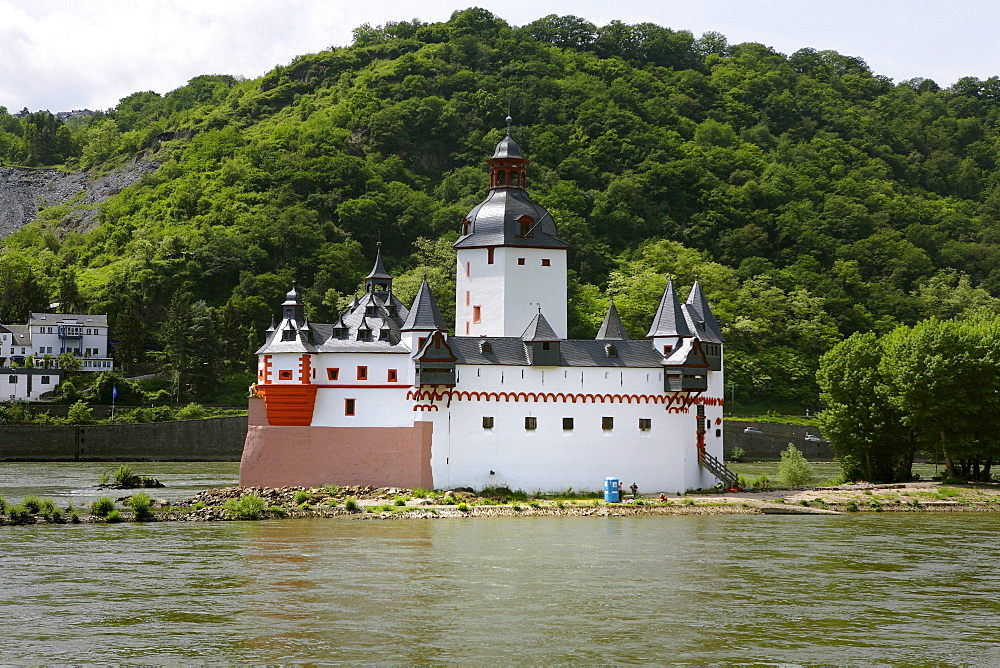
[242,122,730,493]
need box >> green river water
[1,463,999,664]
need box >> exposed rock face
[0,159,159,238]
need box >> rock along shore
[4,481,1000,526]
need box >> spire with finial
[364,241,393,293]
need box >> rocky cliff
[0,160,159,238]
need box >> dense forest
[2,8,1000,409]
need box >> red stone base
[240,421,434,489]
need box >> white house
[242,121,732,494]
[1,313,113,371]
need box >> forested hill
[3,8,1000,409]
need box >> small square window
[525,416,537,430]
[480,341,492,354]
[41,376,50,384]
[602,416,614,430]
[483,416,494,429]
[345,398,356,416]
[541,258,551,266]
[563,417,574,430]
[327,368,339,381]
[387,369,398,382]
[357,366,368,380]
[278,370,293,380]
[639,418,652,431]
[663,345,673,355]
[517,258,525,265]
[542,342,550,350]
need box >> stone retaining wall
[724,420,834,461]
[0,416,246,461]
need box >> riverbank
[4,480,1000,525]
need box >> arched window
[511,171,520,186]
[496,171,506,186]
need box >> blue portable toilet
[604,477,620,503]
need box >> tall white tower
[454,118,569,338]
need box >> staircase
[698,449,740,489]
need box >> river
[2,464,999,664]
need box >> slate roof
[521,310,560,341]
[28,312,109,327]
[448,337,665,368]
[454,188,568,250]
[365,245,392,280]
[402,278,445,331]
[647,280,692,338]
[596,302,629,340]
[684,279,725,343]
[491,132,527,160]
[5,325,31,344]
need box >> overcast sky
[2,0,999,113]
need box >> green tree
[777,444,814,488]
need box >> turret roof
[596,301,629,340]
[365,243,392,280]
[454,189,568,249]
[402,277,445,331]
[684,279,725,343]
[647,279,692,338]
[521,310,561,342]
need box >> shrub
[0,495,5,513]
[129,493,154,521]
[845,500,860,512]
[730,447,745,462]
[527,499,540,508]
[736,475,750,489]
[411,488,428,498]
[113,464,135,487]
[21,495,42,513]
[105,510,123,523]
[751,474,772,491]
[293,490,311,505]
[39,498,56,515]
[7,505,36,524]
[321,484,339,495]
[635,498,646,506]
[193,502,206,510]
[442,495,457,505]
[48,509,63,523]
[98,470,111,485]
[683,497,695,505]
[344,497,359,512]
[457,502,469,512]
[511,502,522,511]
[176,402,208,420]
[555,500,564,508]
[91,496,116,517]
[394,496,406,506]
[268,505,288,517]
[223,494,265,520]
[69,511,80,523]
[67,400,93,424]
[778,444,814,488]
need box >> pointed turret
[596,301,629,341]
[402,277,445,332]
[521,308,561,366]
[364,243,393,293]
[684,279,724,343]
[647,280,691,339]
[281,284,306,326]
[521,309,560,342]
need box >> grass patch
[91,496,116,517]
[105,510,123,523]
[128,493,154,521]
[223,494,265,520]
[344,497,360,512]
[293,490,311,505]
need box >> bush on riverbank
[0,400,246,425]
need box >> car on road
[743,427,763,435]
[804,434,822,442]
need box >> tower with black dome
[454,118,569,338]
